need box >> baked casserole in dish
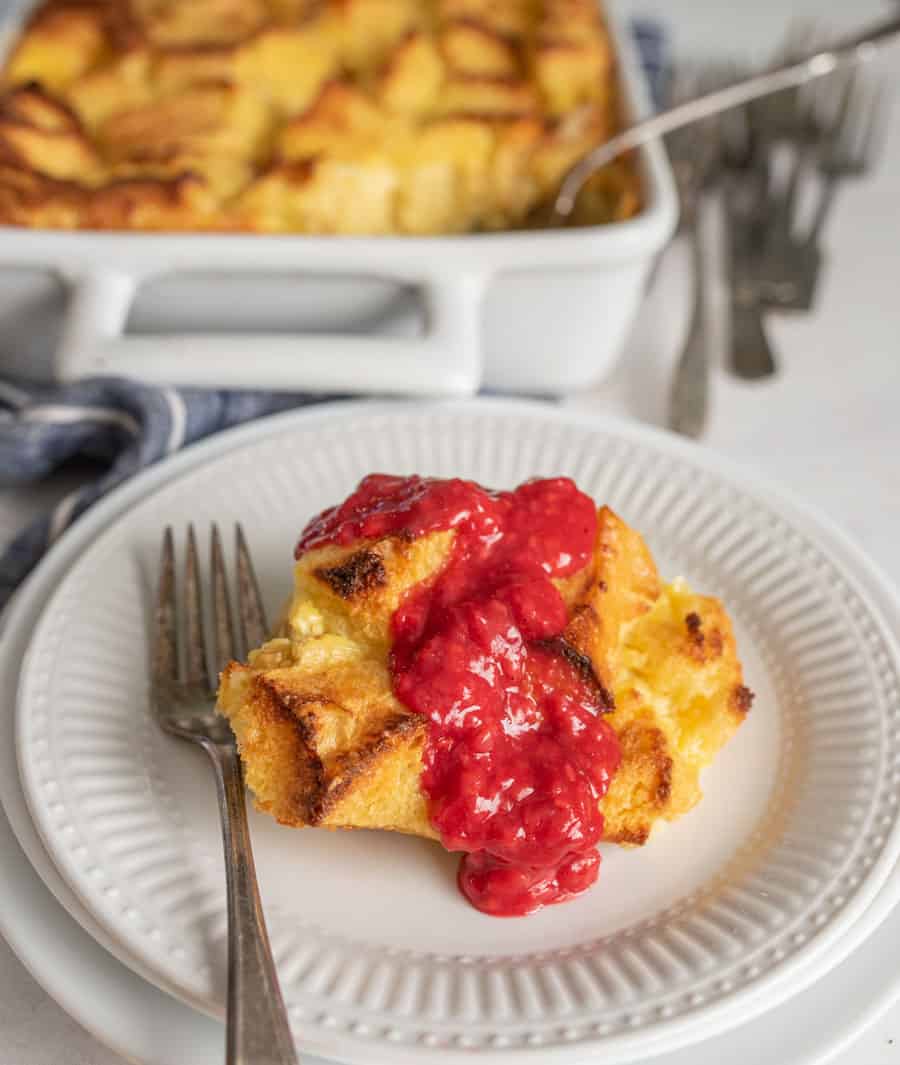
[0,0,641,234]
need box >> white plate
[2,396,900,1065]
[14,400,900,1065]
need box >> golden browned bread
[218,508,751,845]
[0,0,640,232]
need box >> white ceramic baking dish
[0,2,677,396]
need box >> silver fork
[814,76,887,208]
[725,68,883,377]
[753,74,885,313]
[154,525,299,1065]
[667,67,723,438]
[723,27,839,379]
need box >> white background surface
[0,0,899,1062]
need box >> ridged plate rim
[14,398,900,1065]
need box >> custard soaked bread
[0,0,640,232]
[218,504,751,849]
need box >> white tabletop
[1,0,899,1062]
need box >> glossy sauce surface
[297,474,621,916]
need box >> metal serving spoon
[551,9,900,222]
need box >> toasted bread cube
[236,23,339,114]
[99,81,271,165]
[486,116,543,224]
[221,642,433,833]
[406,116,496,227]
[602,582,750,843]
[137,0,268,47]
[438,76,539,117]
[334,0,423,72]
[151,48,241,97]
[289,532,456,652]
[0,164,81,227]
[436,0,534,39]
[1,82,80,133]
[378,32,445,116]
[530,0,613,114]
[67,52,154,131]
[3,8,107,90]
[267,0,321,19]
[84,172,222,229]
[278,81,392,159]
[0,86,101,181]
[0,121,99,181]
[238,156,398,234]
[564,505,661,694]
[220,529,454,829]
[440,21,520,78]
[532,37,612,115]
[394,159,458,233]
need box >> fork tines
[184,525,208,687]
[235,524,268,656]
[820,76,887,176]
[154,527,178,690]
[155,525,268,694]
[210,524,237,676]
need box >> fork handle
[730,284,777,379]
[808,173,841,247]
[207,742,299,1065]
[669,222,710,438]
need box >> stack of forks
[666,29,886,436]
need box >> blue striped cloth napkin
[0,378,318,606]
[0,20,668,608]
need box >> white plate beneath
[13,400,900,1065]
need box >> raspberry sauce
[297,474,620,916]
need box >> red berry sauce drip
[297,474,621,916]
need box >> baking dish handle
[54,270,487,395]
